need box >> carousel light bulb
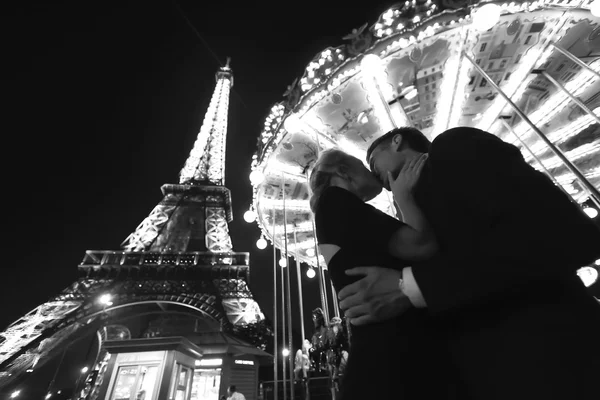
[249,169,265,186]
[98,294,112,306]
[256,237,268,249]
[10,391,20,399]
[583,206,598,219]
[577,266,598,287]
[81,366,89,374]
[306,268,316,279]
[279,258,287,268]
[282,348,290,357]
[360,54,383,76]
[283,113,303,133]
[472,3,501,31]
[243,209,257,223]
[306,248,315,257]
[591,0,600,17]
[404,87,418,100]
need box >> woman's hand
[387,153,428,200]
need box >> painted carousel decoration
[246,0,600,307]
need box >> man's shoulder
[430,126,512,159]
[431,126,494,147]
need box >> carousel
[246,0,600,398]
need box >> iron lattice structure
[0,60,264,390]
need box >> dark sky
[2,1,395,341]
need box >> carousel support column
[272,206,279,400]
[549,43,600,81]
[464,52,600,206]
[281,173,295,400]
[533,69,600,127]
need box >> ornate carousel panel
[249,0,600,268]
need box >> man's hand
[338,267,413,326]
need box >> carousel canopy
[248,0,600,267]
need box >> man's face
[368,143,406,190]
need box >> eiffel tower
[0,59,267,397]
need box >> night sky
[3,0,398,353]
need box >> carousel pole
[282,173,295,400]
[533,69,600,127]
[329,283,340,318]
[280,246,288,400]
[464,52,600,207]
[292,225,306,344]
[549,43,600,81]
[272,206,279,400]
[362,56,400,130]
[498,116,572,194]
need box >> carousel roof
[248,0,600,267]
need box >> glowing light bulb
[306,268,316,278]
[283,114,302,133]
[472,4,501,31]
[243,210,257,223]
[306,248,315,257]
[10,391,20,399]
[45,394,52,400]
[583,206,598,219]
[279,258,287,268]
[98,294,112,306]
[595,259,600,266]
[282,348,290,357]
[591,0,600,17]
[81,366,89,374]
[577,266,598,287]
[249,170,265,186]
[360,54,383,75]
[403,86,418,100]
[256,237,268,249]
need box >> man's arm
[412,127,600,313]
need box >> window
[488,62,494,70]
[524,35,532,45]
[480,79,488,87]
[432,82,436,89]
[425,85,430,91]
[480,43,487,52]
[110,365,159,400]
[515,54,522,64]
[171,364,192,400]
[476,59,481,65]
[469,76,475,85]
[556,63,565,72]
[425,77,429,84]
[426,94,430,101]
[500,59,507,68]
[505,72,512,80]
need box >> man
[337,126,600,400]
[227,385,246,400]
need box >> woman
[309,148,455,399]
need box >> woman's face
[349,159,383,201]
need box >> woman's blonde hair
[308,148,361,213]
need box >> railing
[260,375,336,400]
[80,250,249,267]
[78,250,251,280]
